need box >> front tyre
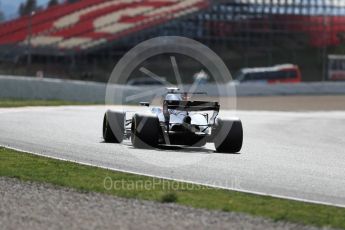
[131,114,160,148]
[103,110,125,143]
[213,118,243,153]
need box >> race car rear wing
[163,100,220,112]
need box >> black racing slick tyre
[213,118,243,153]
[103,110,125,143]
[131,114,160,149]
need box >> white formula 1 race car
[103,88,243,153]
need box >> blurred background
[1,0,345,84]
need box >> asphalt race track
[0,106,345,207]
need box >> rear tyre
[213,118,243,153]
[131,114,160,148]
[103,110,125,143]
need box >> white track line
[2,144,345,209]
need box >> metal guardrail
[1,75,345,103]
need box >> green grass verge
[0,99,95,107]
[1,147,345,228]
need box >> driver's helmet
[165,93,186,115]
[165,93,182,101]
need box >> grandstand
[1,0,345,81]
[0,0,208,52]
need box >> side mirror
[139,102,150,107]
